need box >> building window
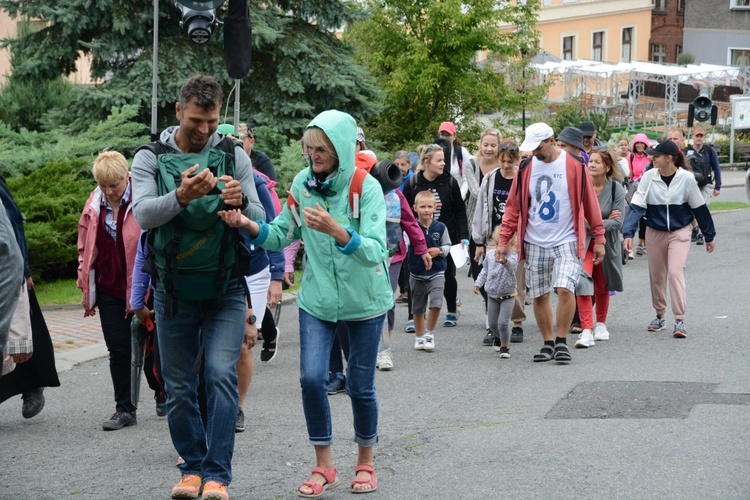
[651,44,667,63]
[730,49,750,66]
[563,36,574,60]
[592,32,603,61]
[731,0,750,9]
[678,0,685,12]
[653,0,666,12]
[676,45,683,58]
[621,28,632,62]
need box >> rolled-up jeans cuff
[309,437,334,446]
[354,434,378,447]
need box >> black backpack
[686,146,714,187]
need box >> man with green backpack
[131,74,264,500]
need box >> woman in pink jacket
[627,133,651,257]
[77,151,141,431]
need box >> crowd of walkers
[0,73,719,500]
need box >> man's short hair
[179,74,223,111]
[414,190,436,205]
[92,151,129,184]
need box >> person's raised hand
[177,164,216,205]
[219,176,243,206]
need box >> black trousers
[98,291,136,413]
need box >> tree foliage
[0,105,149,178]
[0,0,381,136]
[345,0,542,149]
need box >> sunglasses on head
[591,145,612,153]
[499,144,518,153]
[694,133,705,137]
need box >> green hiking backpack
[137,137,249,313]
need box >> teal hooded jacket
[250,110,392,321]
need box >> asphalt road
[1,204,749,499]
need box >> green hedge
[7,157,96,281]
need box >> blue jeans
[154,281,246,485]
[299,309,384,447]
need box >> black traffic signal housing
[687,91,718,127]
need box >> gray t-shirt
[131,127,265,229]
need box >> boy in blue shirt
[407,190,451,352]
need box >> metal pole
[234,79,240,135]
[151,0,159,139]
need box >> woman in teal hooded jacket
[219,110,389,496]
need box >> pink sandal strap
[311,466,338,485]
[350,464,377,493]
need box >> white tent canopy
[533,59,750,130]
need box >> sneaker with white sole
[627,251,635,260]
[499,346,511,359]
[424,333,435,352]
[648,316,666,332]
[593,322,610,341]
[404,320,415,333]
[575,329,595,348]
[673,320,687,338]
[414,337,425,350]
[171,474,201,499]
[378,350,393,371]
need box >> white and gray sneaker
[575,329,595,348]
[593,322,610,341]
[424,333,435,352]
[378,350,394,371]
[414,337,425,350]
[648,316,666,332]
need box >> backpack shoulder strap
[135,141,169,157]
[349,168,369,220]
[216,136,241,156]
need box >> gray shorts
[409,275,445,315]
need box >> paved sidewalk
[44,293,299,373]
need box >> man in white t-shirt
[497,123,606,363]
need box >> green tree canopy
[346,0,542,149]
[0,0,381,136]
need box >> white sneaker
[593,322,610,341]
[423,334,435,352]
[414,337,425,350]
[575,329,595,348]
[378,350,393,371]
[628,251,634,260]
[376,351,384,369]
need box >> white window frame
[651,44,667,63]
[730,0,750,10]
[592,31,605,62]
[561,33,577,61]
[653,0,666,12]
[728,47,750,66]
[621,26,635,63]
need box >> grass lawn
[710,201,750,212]
[34,278,80,306]
[35,270,304,306]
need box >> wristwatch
[246,315,256,325]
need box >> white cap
[519,123,555,151]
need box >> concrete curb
[53,291,299,373]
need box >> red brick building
[649,0,685,64]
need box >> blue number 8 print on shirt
[532,174,559,223]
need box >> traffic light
[687,91,718,127]
[172,0,226,45]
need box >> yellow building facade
[535,0,653,64]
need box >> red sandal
[297,466,339,498]
[349,464,377,494]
